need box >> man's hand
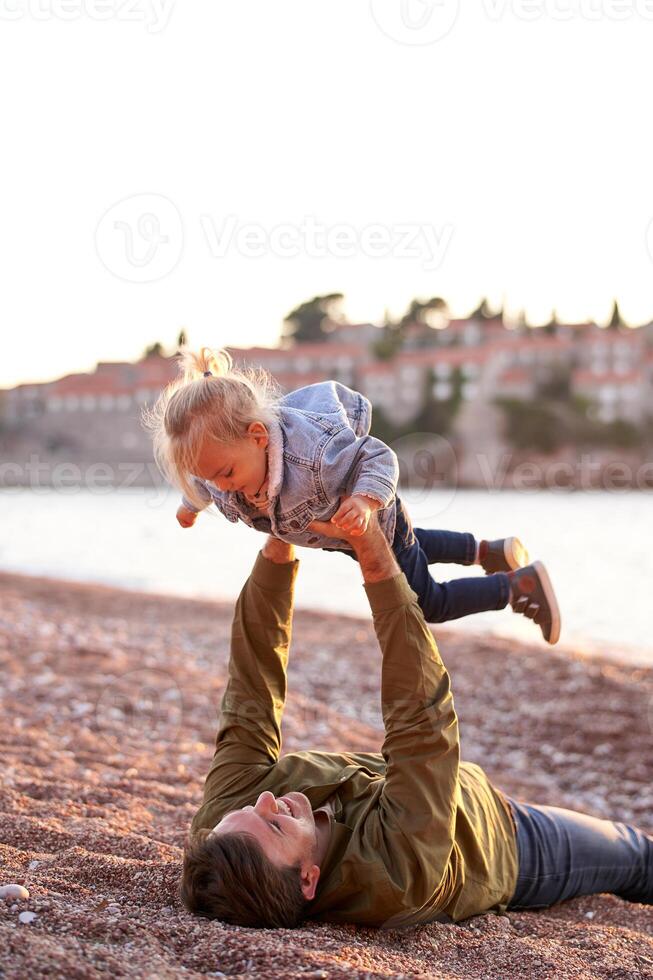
[176,505,198,528]
[310,512,400,584]
[330,494,380,537]
[311,510,383,550]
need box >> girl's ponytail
[179,346,232,382]
[143,345,281,511]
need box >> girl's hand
[330,494,378,537]
[176,505,198,528]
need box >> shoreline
[2,564,652,671]
[1,569,652,977]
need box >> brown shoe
[510,561,561,645]
[481,537,530,574]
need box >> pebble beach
[1,568,653,979]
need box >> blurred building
[2,315,653,486]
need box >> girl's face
[194,422,269,496]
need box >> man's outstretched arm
[310,517,460,914]
[197,537,298,812]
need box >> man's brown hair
[180,829,308,928]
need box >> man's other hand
[310,511,380,545]
[329,494,378,537]
[310,514,398,583]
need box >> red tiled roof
[494,336,574,353]
[584,330,644,347]
[572,369,643,386]
[229,343,365,360]
[555,322,596,331]
[51,375,134,397]
[359,362,395,377]
[271,371,326,390]
[397,348,490,366]
[499,368,533,384]
[446,318,502,330]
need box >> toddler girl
[145,347,560,643]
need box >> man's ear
[247,421,269,449]
[300,864,320,902]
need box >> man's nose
[254,791,278,815]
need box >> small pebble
[0,884,30,900]
[585,910,595,919]
[28,861,40,871]
[18,911,37,925]
[106,904,121,915]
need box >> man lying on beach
[181,516,652,928]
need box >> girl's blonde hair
[143,347,281,510]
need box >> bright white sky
[2,1,653,388]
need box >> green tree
[536,364,572,401]
[608,299,626,331]
[373,325,404,360]
[281,293,344,344]
[495,398,564,452]
[144,341,165,357]
[412,367,464,437]
[469,297,496,321]
[399,296,448,327]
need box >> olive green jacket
[191,553,518,927]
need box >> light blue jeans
[505,796,653,909]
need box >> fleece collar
[266,418,284,500]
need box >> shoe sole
[504,536,530,571]
[531,560,561,645]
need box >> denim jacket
[182,381,399,551]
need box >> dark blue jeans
[332,497,510,623]
[505,796,653,909]
[391,497,510,623]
